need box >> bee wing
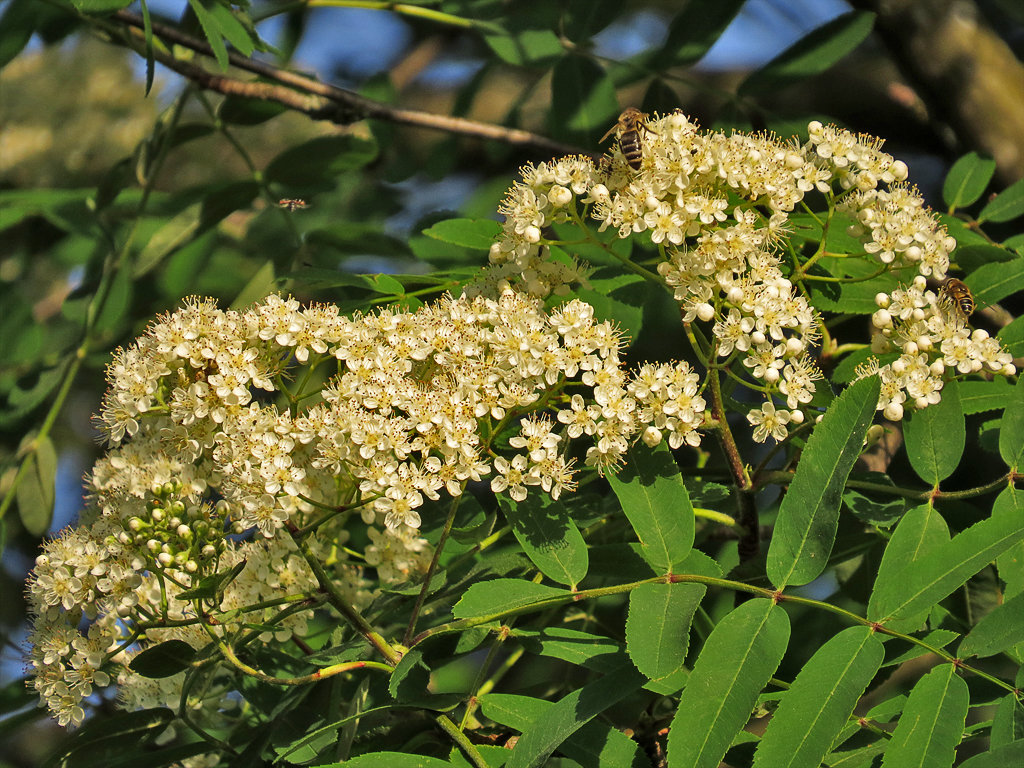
[599,123,620,143]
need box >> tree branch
[111,9,582,157]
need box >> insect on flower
[940,277,975,320]
[600,107,656,171]
[278,198,310,211]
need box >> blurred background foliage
[1,0,1022,764]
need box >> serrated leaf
[902,379,964,484]
[186,0,229,71]
[506,661,647,768]
[869,488,1024,623]
[966,257,1024,308]
[205,0,255,56]
[422,218,501,249]
[959,589,1024,659]
[134,204,203,278]
[666,599,790,768]
[768,375,880,588]
[998,316,1024,357]
[71,0,133,12]
[991,693,1024,747]
[943,152,996,210]
[341,754,452,768]
[955,244,1018,273]
[452,579,570,620]
[548,54,619,143]
[999,376,1024,469]
[43,708,176,768]
[659,0,745,66]
[738,11,875,96]
[499,494,588,587]
[753,626,883,768]
[957,740,1024,768]
[264,135,378,188]
[17,435,57,536]
[606,442,694,572]
[880,664,967,768]
[515,627,627,674]
[960,379,1012,415]
[480,692,651,768]
[978,178,1024,223]
[128,640,197,678]
[626,581,704,680]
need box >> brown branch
[112,9,582,157]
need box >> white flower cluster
[866,276,1015,420]
[26,290,706,726]
[488,113,943,439]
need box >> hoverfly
[940,277,975,320]
[277,198,310,211]
[600,107,656,171]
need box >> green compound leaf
[958,741,1024,768]
[499,493,589,587]
[128,640,197,679]
[942,152,996,210]
[505,661,647,768]
[959,379,1013,415]
[999,376,1024,469]
[880,664,967,768]
[452,579,570,620]
[341,754,451,768]
[869,488,1024,623]
[752,626,883,768]
[738,11,875,96]
[959,589,1024,659]
[902,379,965,484]
[17,435,57,536]
[422,218,501,250]
[480,692,650,768]
[978,177,1024,223]
[966,257,1024,308]
[607,442,694,573]
[991,694,1024,747]
[768,375,880,589]
[666,599,790,768]
[998,315,1024,358]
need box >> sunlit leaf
[129,640,197,679]
[960,590,1024,659]
[880,664,967,768]
[453,579,570,620]
[943,152,996,210]
[999,377,1024,469]
[902,379,964,484]
[659,0,745,66]
[499,493,589,587]
[978,178,1024,223]
[16,435,57,536]
[422,218,501,249]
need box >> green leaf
[0,0,43,70]
[902,379,964,484]
[666,600,790,768]
[753,626,883,768]
[230,260,276,310]
[186,0,229,71]
[979,178,1024,223]
[606,442,694,572]
[659,0,745,66]
[42,708,176,768]
[341,754,452,768]
[128,640,196,679]
[1,360,70,427]
[515,627,627,674]
[991,693,1024,747]
[998,316,1024,357]
[480,692,650,768]
[139,0,155,96]
[869,488,1024,623]
[422,218,501,250]
[134,204,203,278]
[218,95,288,125]
[966,257,1024,308]
[206,0,255,56]
[955,244,1019,274]
[942,152,996,210]
[999,377,1024,469]
[483,28,563,66]
[264,135,378,188]
[626,581,704,680]
[959,589,1024,658]
[960,379,1013,415]
[93,263,133,338]
[71,0,133,12]
[506,661,647,768]
[499,493,589,587]
[738,11,876,96]
[17,435,57,536]
[768,375,880,588]
[880,664,967,768]
[548,54,619,143]
[452,579,570,620]
[958,741,1024,768]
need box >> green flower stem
[435,713,490,768]
[290,528,403,665]
[413,571,1016,694]
[219,640,392,685]
[758,469,1013,502]
[459,625,512,732]
[706,366,752,491]
[405,493,464,645]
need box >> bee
[600,107,655,171]
[277,198,310,211]
[940,277,975,319]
